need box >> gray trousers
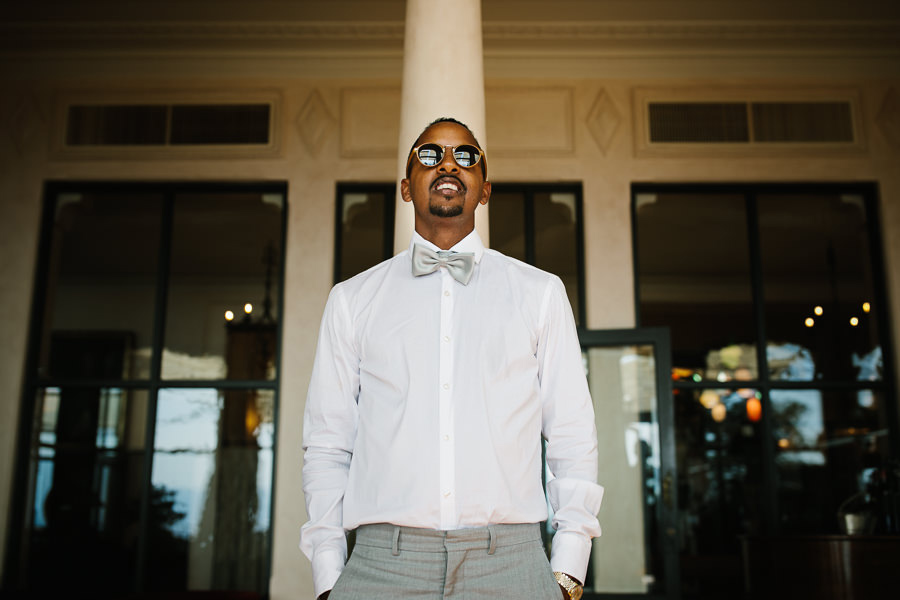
[329,523,563,599]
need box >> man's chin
[429,203,464,218]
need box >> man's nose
[436,149,460,174]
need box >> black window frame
[631,181,898,534]
[333,182,396,284]
[491,182,587,328]
[5,180,288,595]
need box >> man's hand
[317,592,330,600]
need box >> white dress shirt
[300,229,603,597]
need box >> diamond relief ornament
[296,90,336,156]
[876,87,900,151]
[586,89,622,156]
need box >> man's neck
[415,224,474,251]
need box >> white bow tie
[411,244,476,285]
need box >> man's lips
[431,176,466,195]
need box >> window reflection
[675,387,764,596]
[27,387,145,591]
[335,185,395,282]
[576,345,662,595]
[486,191,526,261]
[758,193,882,381]
[39,192,162,380]
[773,389,889,534]
[635,184,892,598]
[636,192,756,381]
[149,388,274,591]
[23,183,284,596]
[489,185,584,324]
[534,192,580,321]
[162,192,282,380]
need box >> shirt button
[443,434,450,441]
[444,290,450,297]
[443,491,451,498]
[443,336,450,342]
[442,383,450,390]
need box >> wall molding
[48,88,283,161]
[632,85,868,158]
[3,20,898,55]
[485,87,575,156]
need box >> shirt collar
[408,229,485,264]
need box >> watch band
[553,571,583,600]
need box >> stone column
[394,0,488,253]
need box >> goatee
[429,202,464,218]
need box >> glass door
[576,328,680,599]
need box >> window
[11,183,285,596]
[489,184,585,325]
[633,183,895,597]
[334,183,396,283]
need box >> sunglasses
[406,143,487,179]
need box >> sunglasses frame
[406,143,488,180]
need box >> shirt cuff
[549,529,594,584]
[312,548,346,598]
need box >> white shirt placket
[438,268,456,529]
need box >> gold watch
[554,571,583,600]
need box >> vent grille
[649,103,749,143]
[66,103,271,146]
[751,102,853,142]
[67,105,168,145]
[647,100,855,144]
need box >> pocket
[326,550,359,599]
[525,540,566,599]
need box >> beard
[429,201,464,218]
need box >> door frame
[578,326,680,600]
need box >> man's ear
[480,180,491,206]
[400,179,413,203]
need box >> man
[300,117,603,599]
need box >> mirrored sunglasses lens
[417,144,443,166]
[453,145,481,167]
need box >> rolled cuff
[549,529,594,584]
[312,547,346,598]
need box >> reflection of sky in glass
[151,388,275,537]
[33,459,54,529]
[33,384,274,540]
[152,453,215,538]
[256,446,273,531]
[853,346,882,381]
[96,389,124,448]
[768,343,815,380]
[152,388,220,537]
[34,389,60,529]
[154,388,220,452]
[771,389,826,465]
